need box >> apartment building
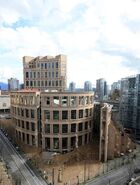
[8,78,19,91]
[23,54,67,91]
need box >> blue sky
[0,0,140,87]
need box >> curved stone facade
[41,92,94,152]
[11,90,94,153]
[11,90,40,147]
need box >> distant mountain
[0,82,8,90]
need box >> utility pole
[84,160,86,182]
[52,168,55,185]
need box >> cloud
[0,0,140,86]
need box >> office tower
[8,78,19,91]
[84,81,92,92]
[23,54,67,91]
[111,81,121,93]
[120,75,140,137]
[69,82,76,92]
[96,78,107,101]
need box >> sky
[0,0,140,87]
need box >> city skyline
[0,0,140,87]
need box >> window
[62,138,68,149]
[46,97,50,105]
[62,111,68,120]
[18,120,20,127]
[41,63,44,69]
[85,96,89,104]
[56,72,58,77]
[45,124,50,133]
[45,72,47,78]
[48,63,51,68]
[37,63,40,68]
[78,136,82,146]
[62,124,68,133]
[44,110,50,120]
[45,138,50,149]
[31,110,35,118]
[21,109,24,117]
[49,81,51,86]
[89,108,92,116]
[53,96,59,105]
[41,81,44,87]
[26,81,29,87]
[38,72,40,78]
[45,63,47,69]
[30,81,33,87]
[71,123,76,132]
[22,121,24,128]
[53,124,59,134]
[52,72,54,77]
[79,96,85,105]
[59,80,62,86]
[34,72,36,78]
[31,122,35,131]
[53,138,59,149]
[62,96,68,106]
[26,122,29,130]
[32,135,35,145]
[30,72,32,78]
[25,109,29,118]
[38,81,40,87]
[79,110,83,118]
[85,122,88,130]
[26,72,29,78]
[45,81,47,86]
[71,110,76,119]
[56,62,58,68]
[27,134,29,144]
[52,62,54,68]
[53,111,59,120]
[85,109,88,117]
[71,137,76,147]
[52,81,54,86]
[56,81,58,86]
[70,96,76,106]
[49,72,51,78]
[78,122,83,131]
[85,134,87,144]
[22,133,25,142]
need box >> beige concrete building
[11,90,94,152]
[23,54,67,91]
[41,92,94,152]
[11,89,41,147]
[99,103,135,162]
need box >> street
[86,153,140,185]
[0,130,48,185]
